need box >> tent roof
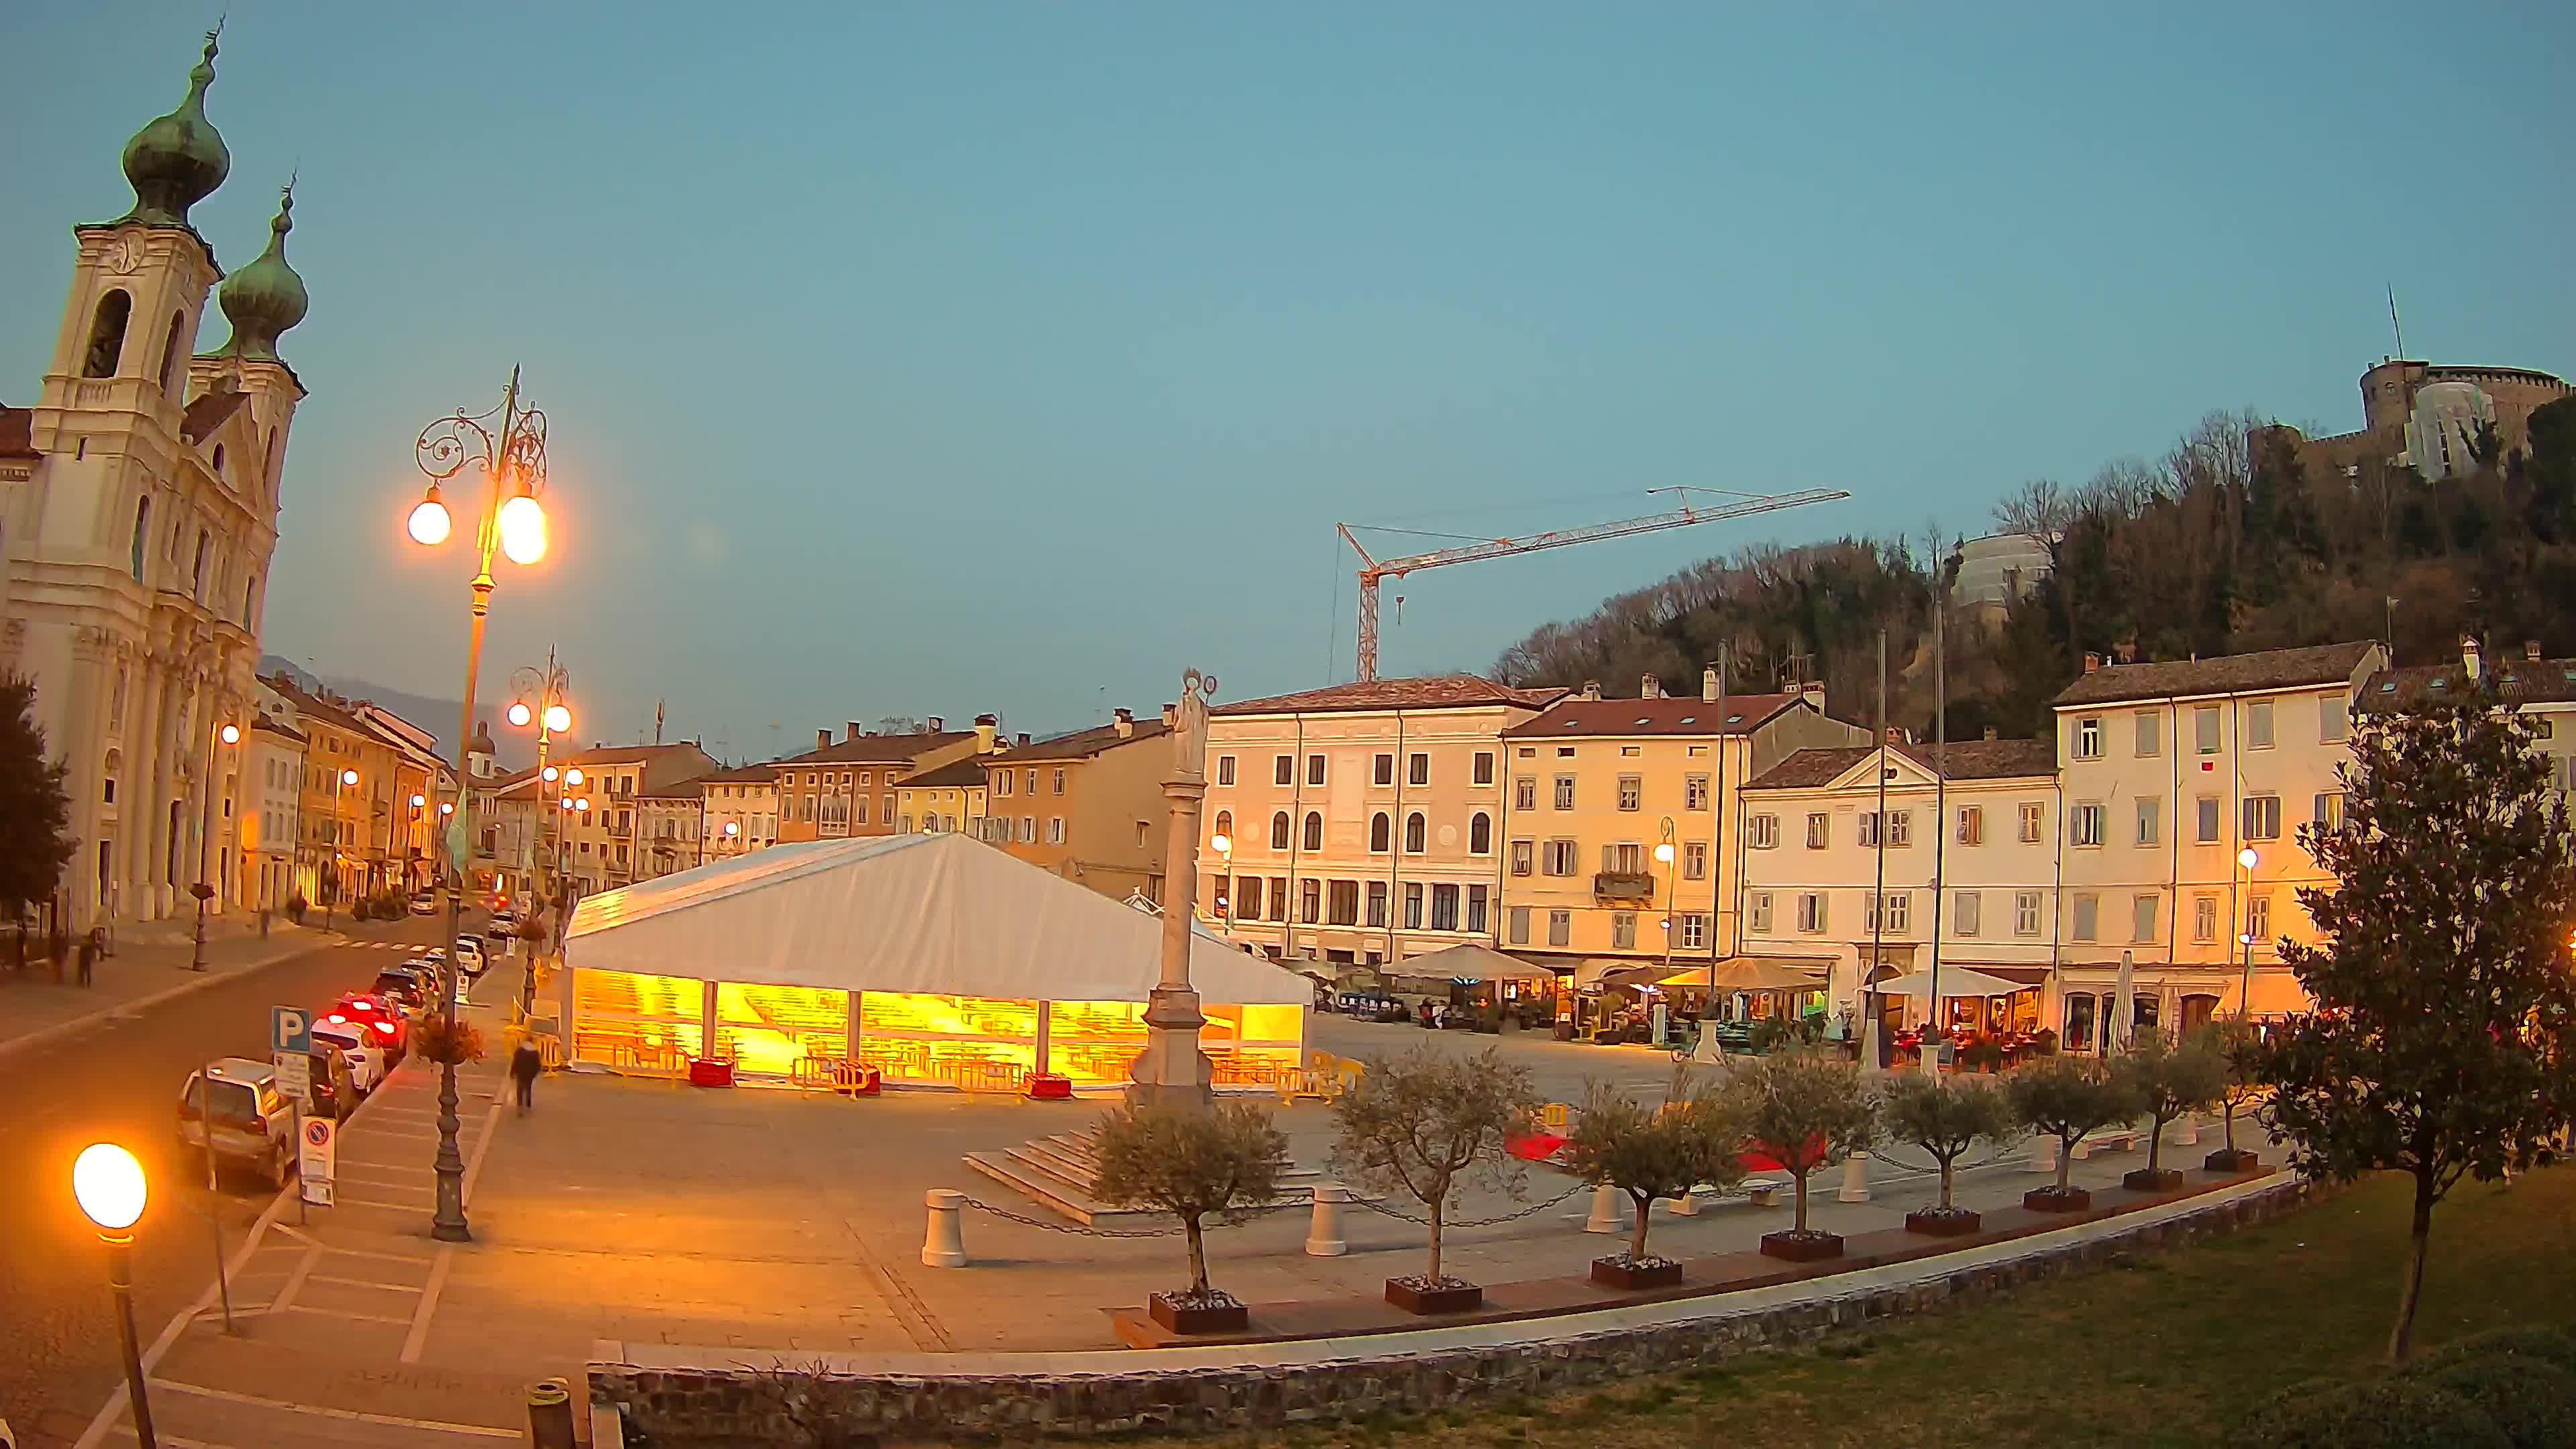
[1391,943,1554,982]
[1872,967,2030,998]
[566,833,1309,1005]
[1660,956,1833,991]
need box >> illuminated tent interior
[559,833,1309,1088]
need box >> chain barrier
[955,1195,1297,1240]
[1346,1180,1587,1229]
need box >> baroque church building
[0,30,311,928]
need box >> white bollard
[2029,1132,2059,1177]
[1584,1183,1626,1234]
[922,1189,967,1268]
[1836,1150,1872,1203]
[1668,1187,1701,1218]
[1305,1183,1350,1256]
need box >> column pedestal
[1126,984,1214,1112]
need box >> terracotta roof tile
[898,758,990,790]
[1214,676,1566,717]
[995,717,1169,761]
[774,732,973,766]
[1501,694,1806,739]
[2360,657,2576,711]
[250,717,306,744]
[1744,738,2057,791]
[701,763,782,784]
[2051,642,2379,706]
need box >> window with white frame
[1373,753,1394,786]
[1617,775,1642,811]
[1407,752,1429,786]
[1542,839,1578,875]
[1514,776,1536,810]
[1510,839,1534,875]
[1685,774,1709,809]
[2074,716,2103,759]
[1957,804,1984,845]
[2320,695,2349,743]
[1603,841,1645,873]
[1611,912,1635,949]
[1306,755,1325,786]
[2196,795,2220,843]
[1469,812,1492,853]
[2019,802,2045,843]
[2312,792,2345,830]
[1547,909,1570,947]
[1796,892,1827,933]
[2132,893,2159,943]
[1888,810,1912,847]
[2193,894,2218,943]
[1509,906,1531,945]
[2072,893,2098,941]
[1274,754,1293,786]
[1216,755,1235,786]
[2135,710,2161,757]
[1805,812,1829,849]
[1553,775,1576,810]
[1473,751,1495,785]
[1404,812,1426,853]
[1303,812,1323,851]
[1370,812,1391,853]
[1955,890,1981,937]
[1682,840,1707,879]
[2135,796,2159,846]
[2015,890,2043,936]
[2072,802,2105,847]
[2196,705,2221,754]
[2245,892,2272,944]
[1679,914,1709,949]
[2247,700,2275,749]
[1749,891,1774,933]
[2242,794,2282,841]
[1858,811,1880,848]
[1750,813,1778,849]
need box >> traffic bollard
[1836,1149,1872,1203]
[922,1189,968,1268]
[1584,1183,1625,1234]
[527,1378,576,1449]
[2029,1133,2059,1177]
[1668,1187,1701,1217]
[1304,1183,1349,1256]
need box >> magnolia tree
[1880,1073,2015,1220]
[1725,1049,1878,1246]
[1330,1045,1540,1288]
[2114,1030,2226,1181]
[2251,681,2576,1362]
[1564,1073,1747,1267]
[1093,1101,1287,1309]
[2006,1053,2138,1203]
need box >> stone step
[962,1149,1159,1226]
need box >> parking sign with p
[272,1005,311,1056]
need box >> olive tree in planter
[2005,1053,2138,1212]
[1091,1101,1287,1334]
[1724,1049,1878,1262]
[1330,1044,1540,1313]
[2112,1030,2226,1192]
[1880,1072,2015,1236]
[1562,1073,1746,1288]
[2201,1017,2267,1173]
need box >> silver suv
[176,1058,296,1189]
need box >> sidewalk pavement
[77,991,531,1449]
[0,914,344,1061]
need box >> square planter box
[2023,1185,2092,1214]
[2204,1148,2262,1174]
[1759,1230,1845,1263]
[1591,1256,1684,1290]
[1023,1073,1073,1101]
[1904,1208,1983,1237]
[686,1057,736,1088]
[1384,1277,1484,1315]
[1147,1292,1248,1336]
[2122,1167,2184,1193]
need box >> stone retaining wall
[593,1177,2314,1446]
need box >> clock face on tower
[104,234,144,275]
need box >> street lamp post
[1210,832,1234,936]
[406,368,550,1244]
[187,722,241,971]
[508,654,572,1011]
[2237,846,2259,1016]
[72,1143,156,1449]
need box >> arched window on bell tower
[85,290,133,378]
[158,310,188,396]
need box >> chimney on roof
[926,716,944,733]
[1984,726,1999,741]
[1161,702,1178,731]
[1016,732,1031,747]
[1885,727,1904,744]
[1800,680,1825,707]
[1112,707,1134,739]
[1580,680,1601,701]
[847,721,863,742]
[1701,665,1720,703]
[2083,652,2102,674]
[817,728,831,751]
[2461,635,2481,684]
[974,714,998,753]
[2114,639,2137,664]
[2528,641,2544,662]
[1640,675,1663,700]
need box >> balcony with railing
[1593,871,1655,902]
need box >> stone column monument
[1128,668,1218,1112]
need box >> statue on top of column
[1172,668,1218,777]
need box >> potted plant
[1725,1049,1879,1261]
[2202,1016,2267,1173]
[1564,1073,1746,1289]
[1958,1036,2007,1074]
[1093,1101,1287,1335]
[2030,1028,2059,1056]
[413,1014,486,1066]
[1330,1044,1540,1313]
[2005,1054,2138,1212]
[1882,1072,2015,1236]
[2113,1030,2226,1192]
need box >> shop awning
[566,833,1309,1005]
[1398,943,1557,983]
[1590,964,1671,993]
[2218,971,2313,1018]
[1872,967,2031,998]
[1660,956,1832,992]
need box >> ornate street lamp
[508,650,572,1006]
[187,721,242,972]
[73,1143,156,1448]
[405,367,551,1244]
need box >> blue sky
[6,3,2571,759]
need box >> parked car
[313,1011,396,1091]
[409,893,440,916]
[452,936,487,978]
[307,1041,359,1120]
[176,1059,295,1187]
[368,967,431,1014]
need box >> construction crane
[1338,486,1851,682]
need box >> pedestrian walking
[509,1036,543,1116]
[75,930,98,987]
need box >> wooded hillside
[1491,396,2576,739]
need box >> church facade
[0,29,311,928]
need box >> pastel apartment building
[981,707,1173,903]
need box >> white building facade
[0,32,309,928]
[1737,737,2062,1037]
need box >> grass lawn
[1173,1166,2576,1449]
